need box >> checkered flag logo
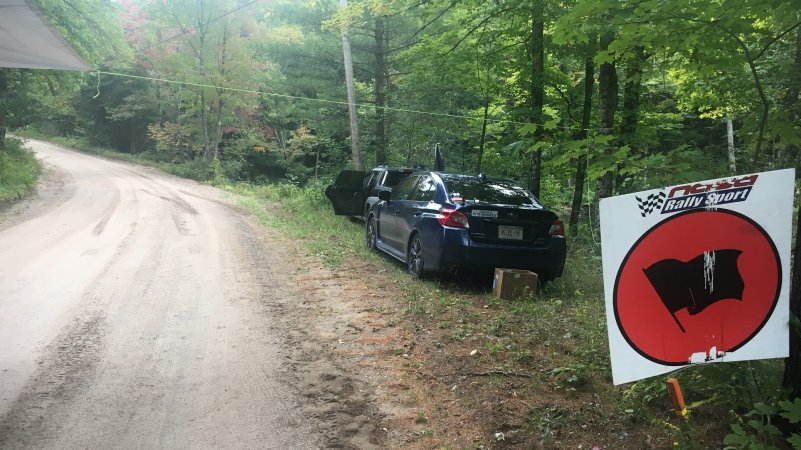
[635,190,666,217]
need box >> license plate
[498,225,523,240]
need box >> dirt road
[0,140,384,449]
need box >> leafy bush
[164,159,218,182]
[0,138,41,202]
[724,398,801,449]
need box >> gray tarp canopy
[0,0,90,71]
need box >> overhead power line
[94,70,594,131]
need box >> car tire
[407,234,424,278]
[366,216,378,251]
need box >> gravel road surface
[0,140,382,449]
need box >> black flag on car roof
[643,249,744,333]
[434,143,445,171]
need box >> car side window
[391,176,418,201]
[364,171,378,190]
[408,176,436,202]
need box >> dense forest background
[0,0,800,229]
[1,1,801,445]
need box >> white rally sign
[600,169,795,385]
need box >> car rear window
[442,175,542,207]
[383,171,412,187]
[334,170,365,187]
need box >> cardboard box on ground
[492,268,539,299]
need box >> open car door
[324,170,366,216]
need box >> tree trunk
[783,20,801,110]
[569,37,595,237]
[315,146,320,180]
[374,17,387,165]
[620,46,645,149]
[784,192,801,399]
[616,46,646,192]
[477,100,489,173]
[782,20,801,164]
[727,118,737,174]
[212,24,229,162]
[595,31,618,205]
[528,2,545,197]
[200,90,211,160]
[0,69,7,151]
[195,2,212,160]
[276,128,289,160]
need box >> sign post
[600,169,795,385]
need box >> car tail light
[437,209,469,228]
[549,219,565,236]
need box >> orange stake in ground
[666,378,688,418]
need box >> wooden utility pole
[373,17,387,166]
[340,0,362,170]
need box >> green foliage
[724,399,801,450]
[0,138,41,202]
[163,159,224,183]
[228,178,365,267]
[15,0,801,190]
[528,406,566,441]
[34,0,131,67]
[549,363,588,391]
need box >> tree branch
[753,20,801,61]
[443,6,513,57]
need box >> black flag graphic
[643,249,744,332]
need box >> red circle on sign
[614,209,781,365]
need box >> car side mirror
[378,190,391,203]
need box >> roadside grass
[226,181,371,267]
[229,181,794,448]
[14,130,224,183]
[0,138,41,203]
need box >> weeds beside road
[227,180,794,449]
[0,138,41,203]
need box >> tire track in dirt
[91,188,121,236]
[1,142,330,448]
[228,215,387,449]
[0,315,107,449]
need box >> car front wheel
[366,217,378,251]
[407,234,424,278]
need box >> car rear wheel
[407,234,424,278]
[366,217,378,251]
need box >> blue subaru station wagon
[366,171,566,281]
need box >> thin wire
[95,70,593,131]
